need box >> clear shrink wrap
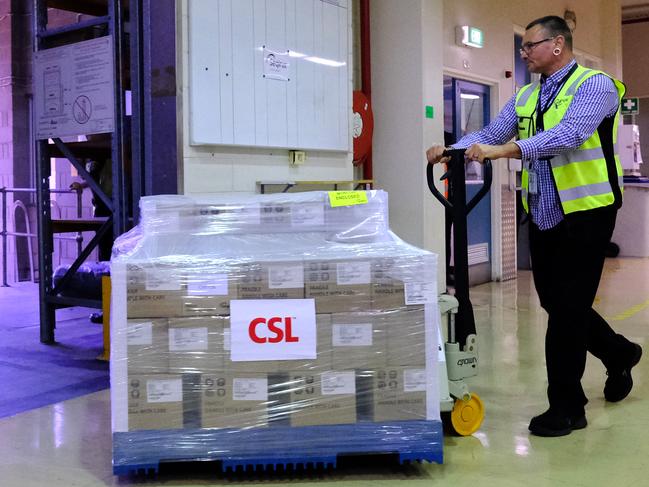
[110,190,443,473]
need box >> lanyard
[534,62,579,133]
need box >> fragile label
[267,264,304,289]
[187,273,229,296]
[146,378,183,403]
[404,282,436,304]
[321,371,356,395]
[403,369,427,392]
[291,203,325,227]
[328,191,368,207]
[336,261,371,285]
[332,324,373,347]
[232,378,268,401]
[127,321,153,346]
[169,327,209,351]
[145,269,182,291]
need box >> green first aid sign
[621,97,639,115]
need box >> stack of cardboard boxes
[113,191,437,436]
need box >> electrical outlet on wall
[289,150,306,166]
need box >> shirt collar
[540,59,577,86]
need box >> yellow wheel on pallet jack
[451,393,484,436]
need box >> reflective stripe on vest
[516,82,540,107]
[559,177,624,202]
[565,69,593,96]
[515,64,625,215]
[550,144,618,168]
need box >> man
[427,16,642,437]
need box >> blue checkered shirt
[452,60,619,230]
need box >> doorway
[443,76,492,286]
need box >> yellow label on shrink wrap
[328,191,368,207]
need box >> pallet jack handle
[426,149,492,213]
[426,148,492,347]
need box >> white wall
[623,21,649,97]
[177,0,354,195]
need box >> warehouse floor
[0,258,647,486]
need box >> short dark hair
[526,15,573,50]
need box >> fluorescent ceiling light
[461,93,480,100]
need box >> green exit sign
[469,28,483,46]
[622,97,639,115]
[456,26,484,48]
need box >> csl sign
[230,299,316,361]
[248,316,299,343]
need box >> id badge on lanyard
[528,169,538,195]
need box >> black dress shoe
[604,343,643,402]
[528,409,587,437]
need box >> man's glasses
[519,37,556,55]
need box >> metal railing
[1,187,84,287]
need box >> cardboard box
[330,312,387,369]
[304,259,372,313]
[288,202,326,229]
[260,202,291,226]
[372,366,427,422]
[180,270,237,316]
[271,314,333,372]
[192,203,260,231]
[217,316,272,373]
[200,372,269,428]
[237,261,305,300]
[127,318,169,374]
[126,263,185,318]
[167,317,224,374]
[371,258,406,310]
[371,257,434,311]
[385,307,426,366]
[127,374,184,430]
[287,371,357,426]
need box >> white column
[370,0,446,290]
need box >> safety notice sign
[33,36,115,139]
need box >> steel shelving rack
[33,0,129,343]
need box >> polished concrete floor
[0,258,647,486]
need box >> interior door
[443,77,492,286]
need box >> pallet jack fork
[428,149,492,436]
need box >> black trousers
[529,205,632,413]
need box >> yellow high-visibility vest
[515,64,625,215]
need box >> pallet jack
[428,149,492,436]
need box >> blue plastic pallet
[113,420,443,475]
